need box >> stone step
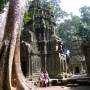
[32,72,41,81]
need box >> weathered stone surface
[21,29,41,81]
[21,0,67,80]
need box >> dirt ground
[37,86,70,90]
[37,86,90,90]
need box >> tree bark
[0,0,33,90]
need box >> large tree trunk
[0,0,33,90]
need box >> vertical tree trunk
[0,0,33,90]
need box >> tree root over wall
[0,0,34,90]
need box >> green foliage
[77,6,90,48]
[80,6,90,25]
[58,5,90,54]
[58,16,81,50]
[0,0,4,11]
[77,24,90,48]
[23,12,31,25]
[0,0,8,12]
[47,0,68,23]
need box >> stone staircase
[32,72,40,81]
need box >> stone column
[44,30,47,71]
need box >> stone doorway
[75,66,80,74]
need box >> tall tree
[58,15,81,55]
[77,6,90,75]
[0,0,32,90]
[48,0,67,21]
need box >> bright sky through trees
[61,0,90,16]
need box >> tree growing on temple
[0,0,33,89]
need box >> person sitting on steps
[39,70,49,87]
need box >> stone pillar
[59,53,61,74]
[65,59,68,73]
[44,30,47,71]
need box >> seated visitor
[39,70,49,87]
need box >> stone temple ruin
[20,0,68,81]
